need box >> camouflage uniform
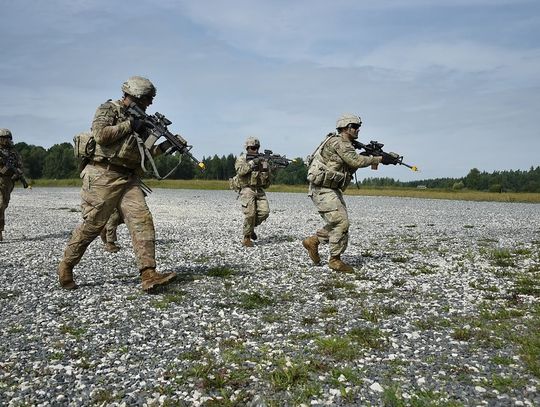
[235,152,271,244]
[303,114,383,273]
[0,129,24,238]
[61,99,157,269]
[307,133,378,257]
[100,208,123,252]
[58,76,175,290]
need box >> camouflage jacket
[235,153,271,189]
[307,133,380,191]
[0,146,23,178]
[91,99,144,170]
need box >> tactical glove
[249,157,261,167]
[130,117,150,132]
[381,152,399,165]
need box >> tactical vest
[92,100,143,169]
[307,133,352,191]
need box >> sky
[1,0,539,181]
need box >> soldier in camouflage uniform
[234,137,271,247]
[58,76,176,291]
[302,114,393,272]
[0,129,24,241]
[100,208,123,253]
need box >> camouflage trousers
[309,186,350,257]
[0,176,15,231]
[62,164,156,271]
[239,186,269,237]
[103,209,123,243]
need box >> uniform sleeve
[91,102,132,146]
[235,154,252,176]
[334,140,381,170]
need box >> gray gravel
[0,187,539,406]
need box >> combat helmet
[244,136,260,149]
[0,128,12,139]
[336,113,362,129]
[121,76,157,98]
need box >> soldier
[99,209,123,253]
[302,113,394,272]
[234,137,271,247]
[57,76,176,291]
[0,129,25,241]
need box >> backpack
[73,131,95,159]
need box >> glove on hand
[381,152,399,165]
[249,157,261,167]
[130,117,150,132]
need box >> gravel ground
[0,187,539,406]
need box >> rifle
[127,103,206,172]
[0,150,29,188]
[246,149,293,169]
[352,140,418,171]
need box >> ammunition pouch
[308,160,348,190]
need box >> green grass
[239,292,275,309]
[30,179,540,202]
[207,266,236,278]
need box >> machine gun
[352,140,417,171]
[246,149,293,169]
[0,150,29,188]
[127,103,206,173]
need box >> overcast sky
[1,0,539,181]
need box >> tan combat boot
[104,242,120,253]
[302,236,320,265]
[242,236,254,247]
[141,268,177,292]
[328,256,354,273]
[58,261,78,290]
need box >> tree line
[13,142,540,192]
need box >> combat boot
[302,236,320,265]
[242,236,254,247]
[104,242,120,253]
[328,256,354,273]
[58,261,78,290]
[141,268,177,291]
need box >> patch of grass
[239,292,275,309]
[59,324,87,338]
[348,327,387,350]
[490,248,515,267]
[481,374,526,392]
[302,316,318,325]
[321,305,338,316]
[151,290,185,309]
[392,278,407,287]
[391,256,408,263]
[207,266,236,278]
[91,388,117,404]
[513,276,540,296]
[360,308,380,323]
[491,355,513,366]
[513,248,532,256]
[463,224,474,229]
[451,327,473,341]
[315,336,359,360]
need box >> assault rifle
[246,149,292,169]
[0,151,29,188]
[352,140,417,171]
[127,103,206,172]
